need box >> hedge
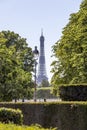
[0,101,87,130]
[0,102,87,130]
[0,107,23,124]
[59,84,87,101]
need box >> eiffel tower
[37,31,48,85]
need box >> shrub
[59,84,87,101]
[0,107,23,125]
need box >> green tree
[1,30,34,72]
[39,79,49,87]
[0,31,34,101]
[51,0,87,91]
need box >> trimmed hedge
[0,102,87,130]
[0,107,23,125]
[1,102,87,130]
[59,84,87,101]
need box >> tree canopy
[51,0,87,90]
[0,30,34,101]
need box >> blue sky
[0,0,82,81]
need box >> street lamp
[33,46,39,102]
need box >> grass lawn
[37,87,52,90]
[0,123,57,130]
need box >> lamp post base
[34,99,37,102]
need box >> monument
[37,31,48,85]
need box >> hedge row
[0,107,23,124]
[59,84,87,101]
[0,102,87,130]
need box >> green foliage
[51,0,87,91]
[58,84,87,101]
[37,87,57,99]
[39,79,49,87]
[0,30,34,101]
[0,107,23,125]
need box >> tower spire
[41,28,43,36]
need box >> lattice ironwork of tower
[37,31,48,85]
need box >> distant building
[37,31,48,85]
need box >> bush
[59,84,87,101]
[0,107,23,125]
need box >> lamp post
[33,46,39,102]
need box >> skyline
[0,0,82,81]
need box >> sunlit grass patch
[0,123,57,130]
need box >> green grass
[37,87,52,90]
[0,123,57,130]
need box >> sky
[0,0,82,81]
